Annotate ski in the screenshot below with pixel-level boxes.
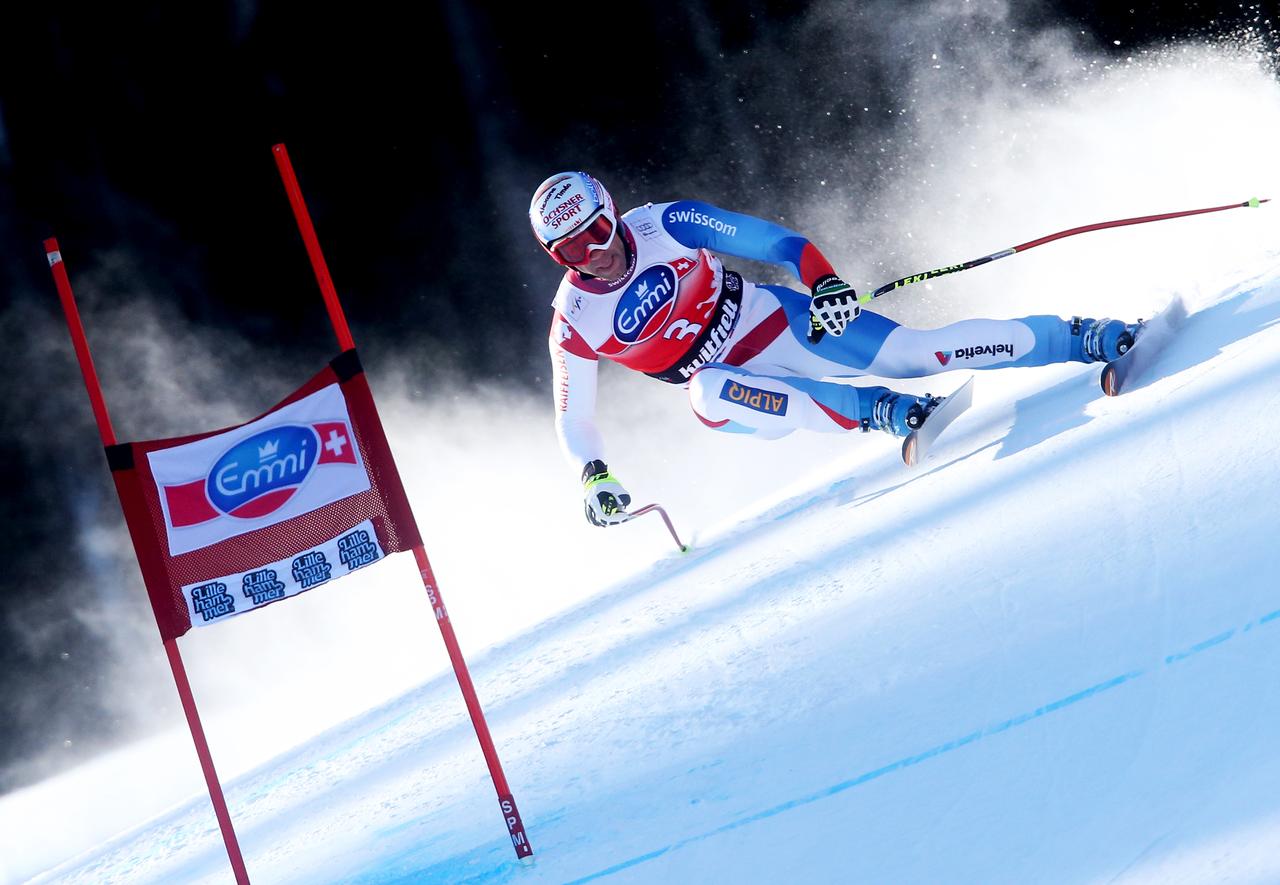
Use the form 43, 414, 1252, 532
902, 376, 975, 467
1100, 296, 1188, 396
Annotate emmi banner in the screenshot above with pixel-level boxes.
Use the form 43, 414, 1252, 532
150, 383, 369, 556
106, 351, 421, 641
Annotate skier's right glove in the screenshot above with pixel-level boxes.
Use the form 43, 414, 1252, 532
808, 274, 860, 341
582, 459, 631, 527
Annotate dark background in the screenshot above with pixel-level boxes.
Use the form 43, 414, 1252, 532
0, 0, 1273, 792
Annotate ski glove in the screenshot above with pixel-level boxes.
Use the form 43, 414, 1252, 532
582, 459, 631, 527
808, 274, 860, 340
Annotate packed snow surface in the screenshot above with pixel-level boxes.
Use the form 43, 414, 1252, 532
7, 248, 1280, 882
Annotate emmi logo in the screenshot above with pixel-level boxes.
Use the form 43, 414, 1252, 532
207, 425, 319, 519
719, 380, 788, 416
614, 264, 678, 344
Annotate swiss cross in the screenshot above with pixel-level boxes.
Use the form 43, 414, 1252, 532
324, 428, 349, 457
673, 257, 699, 278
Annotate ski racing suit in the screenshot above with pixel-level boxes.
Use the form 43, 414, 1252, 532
548, 200, 1086, 470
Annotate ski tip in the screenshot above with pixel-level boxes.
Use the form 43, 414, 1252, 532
1101, 365, 1119, 396
902, 434, 918, 467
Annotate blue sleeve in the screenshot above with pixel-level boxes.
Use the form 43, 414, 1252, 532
655, 200, 835, 288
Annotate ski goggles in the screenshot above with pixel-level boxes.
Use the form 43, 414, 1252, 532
545, 211, 616, 267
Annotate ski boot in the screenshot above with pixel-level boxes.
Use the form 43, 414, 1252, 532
1073, 317, 1143, 363
869, 390, 945, 438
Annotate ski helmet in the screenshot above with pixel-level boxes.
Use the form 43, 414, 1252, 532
529, 171, 619, 266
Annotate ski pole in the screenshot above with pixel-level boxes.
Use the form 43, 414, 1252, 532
620, 503, 689, 553
811, 196, 1269, 342
860, 196, 1269, 305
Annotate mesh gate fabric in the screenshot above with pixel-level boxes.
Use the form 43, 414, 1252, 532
107, 349, 422, 640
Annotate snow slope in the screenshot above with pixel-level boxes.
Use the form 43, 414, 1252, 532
8, 251, 1280, 883
6, 33, 1280, 884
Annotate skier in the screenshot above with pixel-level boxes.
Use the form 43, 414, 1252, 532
531, 171, 1137, 527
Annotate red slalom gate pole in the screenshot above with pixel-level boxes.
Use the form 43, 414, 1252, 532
414, 547, 534, 859
44, 240, 252, 885
271, 146, 534, 860
161, 637, 250, 883
44, 241, 117, 442
272, 143, 356, 352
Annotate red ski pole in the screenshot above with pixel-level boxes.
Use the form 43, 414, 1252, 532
620, 503, 689, 552
809, 195, 1269, 343
862, 196, 1270, 304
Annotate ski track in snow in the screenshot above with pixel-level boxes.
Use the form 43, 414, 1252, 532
8, 255, 1280, 884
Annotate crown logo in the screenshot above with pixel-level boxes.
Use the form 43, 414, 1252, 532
257, 439, 280, 461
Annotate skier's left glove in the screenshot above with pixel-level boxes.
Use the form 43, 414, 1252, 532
808, 274, 860, 340
582, 459, 631, 527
